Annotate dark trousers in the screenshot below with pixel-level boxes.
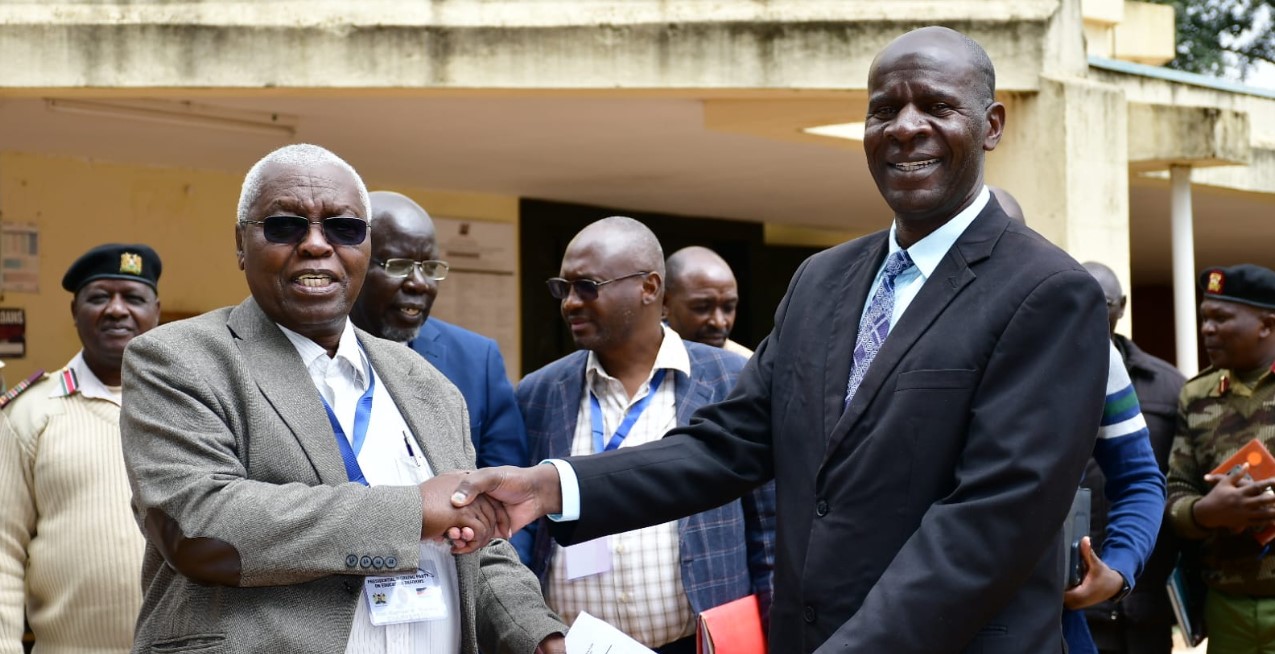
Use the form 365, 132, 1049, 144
1088, 614, 1173, 654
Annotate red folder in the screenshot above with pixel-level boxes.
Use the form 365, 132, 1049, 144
696, 594, 766, 654
1210, 438, 1275, 545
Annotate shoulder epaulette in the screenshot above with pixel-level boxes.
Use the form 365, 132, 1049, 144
0, 370, 48, 409
55, 367, 80, 397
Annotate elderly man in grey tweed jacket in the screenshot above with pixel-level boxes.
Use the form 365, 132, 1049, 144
119, 144, 565, 654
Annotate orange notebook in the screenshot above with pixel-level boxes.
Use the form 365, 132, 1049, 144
696, 594, 767, 654
1211, 438, 1275, 545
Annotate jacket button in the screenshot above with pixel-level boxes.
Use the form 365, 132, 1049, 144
386, 556, 398, 569
372, 556, 385, 569
345, 554, 358, 568
815, 500, 829, 517
804, 605, 817, 623
360, 556, 373, 568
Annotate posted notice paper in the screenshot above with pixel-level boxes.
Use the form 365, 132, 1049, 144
566, 611, 655, 654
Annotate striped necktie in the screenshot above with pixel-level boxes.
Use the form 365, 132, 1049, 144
845, 250, 915, 408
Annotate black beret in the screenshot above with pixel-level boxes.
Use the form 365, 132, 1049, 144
61, 243, 162, 294
1199, 264, 1275, 310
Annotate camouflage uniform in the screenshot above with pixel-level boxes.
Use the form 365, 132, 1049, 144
1166, 365, 1275, 595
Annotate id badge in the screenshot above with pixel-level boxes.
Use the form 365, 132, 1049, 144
363, 560, 448, 626
564, 536, 612, 580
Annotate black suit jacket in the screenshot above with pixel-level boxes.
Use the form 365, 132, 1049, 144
550, 201, 1110, 653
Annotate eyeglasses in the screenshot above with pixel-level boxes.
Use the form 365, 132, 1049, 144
238, 215, 368, 246
546, 271, 649, 301
373, 258, 450, 280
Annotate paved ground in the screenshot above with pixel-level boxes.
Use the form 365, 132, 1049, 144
1172, 630, 1206, 653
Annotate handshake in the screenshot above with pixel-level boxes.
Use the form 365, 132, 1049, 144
417, 464, 566, 554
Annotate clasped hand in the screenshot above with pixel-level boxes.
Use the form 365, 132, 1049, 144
418, 465, 563, 554
1193, 462, 1275, 532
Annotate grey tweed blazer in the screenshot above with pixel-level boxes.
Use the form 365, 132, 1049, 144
120, 297, 564, 654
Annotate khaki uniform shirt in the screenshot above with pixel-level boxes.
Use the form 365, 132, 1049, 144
0, 355, 144, 654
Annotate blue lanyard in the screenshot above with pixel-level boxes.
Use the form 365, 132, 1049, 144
590, 369, 667, 453
321, 372, 376, 486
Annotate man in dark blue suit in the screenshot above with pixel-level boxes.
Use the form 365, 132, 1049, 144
350, 190, 532, 561
517, 216, 774, 653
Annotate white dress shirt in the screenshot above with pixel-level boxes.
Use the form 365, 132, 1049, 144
278, 320, 461, 654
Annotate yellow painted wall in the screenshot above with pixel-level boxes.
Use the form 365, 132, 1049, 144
0, 151, 520, 383
0, 151, 247, 382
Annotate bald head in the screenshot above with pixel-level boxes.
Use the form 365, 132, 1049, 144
369, 191, 436, 237
1083, 261, 1125, 336
567, 216, 665, 281
872, 26, 996, 107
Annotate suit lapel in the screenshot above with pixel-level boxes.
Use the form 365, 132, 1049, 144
415, 319, 445, 368
549, 358, 587, 459
228, 299, 349, 486
823, 235, 889, 440
673, 357, 714, 426
825, 206, 1008, 459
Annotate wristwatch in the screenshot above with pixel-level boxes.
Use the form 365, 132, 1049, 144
1109, 574, 1132, 603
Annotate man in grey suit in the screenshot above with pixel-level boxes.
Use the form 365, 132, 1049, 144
119, 144, 565, 654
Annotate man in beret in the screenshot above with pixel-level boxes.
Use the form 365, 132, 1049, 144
0, 243, 162, 653
1166, 263, 1275, 651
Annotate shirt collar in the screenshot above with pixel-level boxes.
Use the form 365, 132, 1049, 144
54, 351, 121, 405
886, 185, 990, 279
277, 319, 369, 389
586, 324, 692, 385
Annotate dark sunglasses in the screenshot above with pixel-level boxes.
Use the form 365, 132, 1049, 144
238, 215, 368, 246
546, 271, 649, 301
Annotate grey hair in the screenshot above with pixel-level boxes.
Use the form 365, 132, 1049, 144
236, 144, 371, 223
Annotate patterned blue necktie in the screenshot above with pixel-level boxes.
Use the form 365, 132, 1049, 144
845, 250, 915, 408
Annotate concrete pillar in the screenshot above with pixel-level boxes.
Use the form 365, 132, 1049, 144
986, 75, 1133, 334
1170, 164, 1198, 376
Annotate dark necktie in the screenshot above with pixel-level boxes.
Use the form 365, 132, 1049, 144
845, 250, 915, 408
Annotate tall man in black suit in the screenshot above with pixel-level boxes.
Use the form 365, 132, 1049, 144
453, 26, 1110, 653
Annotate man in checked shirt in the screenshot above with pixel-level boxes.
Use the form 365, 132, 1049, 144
517, 216, 775, 652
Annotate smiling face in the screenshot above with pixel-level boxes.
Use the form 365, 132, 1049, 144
235, 161, 369, 351
72, 279, 160, 385
350, 196, 440, 343
864, 29, 1004, 243
1200, 298, 1275, 373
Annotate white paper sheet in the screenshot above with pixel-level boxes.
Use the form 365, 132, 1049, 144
566, 611, 656, 654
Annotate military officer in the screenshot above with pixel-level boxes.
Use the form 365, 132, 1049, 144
1167, 263, 1275, 652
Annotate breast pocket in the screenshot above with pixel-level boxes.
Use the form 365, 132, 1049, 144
894, 368, 980, 392
891, 369, 981, 471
